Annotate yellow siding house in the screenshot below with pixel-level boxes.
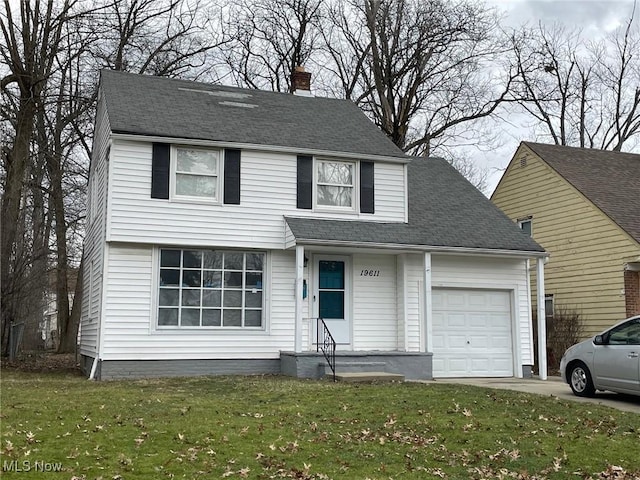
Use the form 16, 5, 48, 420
492, 142, 640, 338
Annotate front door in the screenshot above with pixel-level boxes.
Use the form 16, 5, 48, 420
314, 256, 351, 346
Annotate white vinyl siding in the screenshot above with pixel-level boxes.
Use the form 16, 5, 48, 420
80, 96, 109, 357
108, 141, 406, 248
284, 223, 296, 250
431, 255, 532, 367
352, 254, 398, 350
100, 245, 297, 360
403, 255, 424, 352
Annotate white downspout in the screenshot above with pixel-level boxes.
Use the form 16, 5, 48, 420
88, 357, 99, 380
536, 257, 547, 380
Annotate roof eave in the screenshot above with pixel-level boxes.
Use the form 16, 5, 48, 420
291, 237, 548, 258
110, 132, 409, 164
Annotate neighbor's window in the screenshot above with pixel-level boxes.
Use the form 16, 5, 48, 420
517, 217, 532, 236
158, 249, 264, 328
316, 160, 354, 208
545, 294, 554, 318
174, 147, 219, 200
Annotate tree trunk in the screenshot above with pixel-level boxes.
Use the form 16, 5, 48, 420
58, 257, 82, 353
48, 148, 71, 353
1, 95, 37, 356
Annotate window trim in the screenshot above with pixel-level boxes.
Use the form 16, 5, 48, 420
155, 248, 267, 331
313, 158, 358, 213
170, 145, 222, 203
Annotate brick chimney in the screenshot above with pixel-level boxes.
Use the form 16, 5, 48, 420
291, 66, 312, 96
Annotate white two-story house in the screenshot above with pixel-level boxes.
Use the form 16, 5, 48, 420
81, 70, 547, 380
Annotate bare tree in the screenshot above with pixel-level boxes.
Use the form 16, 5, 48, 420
45, 34, 95, 353
322, 0, 516, 158
90, 0, 225, 79
0, 0, 81, 355
507, 9, 640, 151
1, 0, 224, 356
596, 14, 640, 150
221, 0, 323, 91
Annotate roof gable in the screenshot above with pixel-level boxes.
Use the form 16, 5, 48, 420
522, 142, 640, 244
99, 70, 405, 160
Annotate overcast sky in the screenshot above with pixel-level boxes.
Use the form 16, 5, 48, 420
480, 0, 638, 195
493, 0, 636, 30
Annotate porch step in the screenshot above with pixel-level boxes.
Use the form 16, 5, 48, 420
334, 372, 405, 383
323, 361, 386, 376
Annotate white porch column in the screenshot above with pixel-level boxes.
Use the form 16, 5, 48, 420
294, 245, 305, 353
400, 254, 409, 352
536, 257, 547, 380
423, 252, 432, 353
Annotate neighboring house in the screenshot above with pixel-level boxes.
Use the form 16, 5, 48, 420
41, 269, 78, 350
492, 142, 640, 339
80, 70, 546, 381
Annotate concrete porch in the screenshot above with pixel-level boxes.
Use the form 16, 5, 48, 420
280, 350, 433, 380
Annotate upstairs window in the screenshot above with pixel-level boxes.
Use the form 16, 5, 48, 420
316, 160, 355, 209
173, 147, 220, 201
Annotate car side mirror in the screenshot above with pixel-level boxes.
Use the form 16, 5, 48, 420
593, 335, 606, 345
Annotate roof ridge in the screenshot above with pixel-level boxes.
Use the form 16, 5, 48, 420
523, 141, 640, 160
100, 69, 349, 103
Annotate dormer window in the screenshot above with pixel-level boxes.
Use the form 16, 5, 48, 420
173, 147, 220, 201
316, 160, 355, 209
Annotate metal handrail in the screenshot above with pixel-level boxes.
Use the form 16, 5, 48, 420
316, 318, 336, 382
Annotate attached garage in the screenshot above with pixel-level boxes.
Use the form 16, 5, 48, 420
431, 288, 514, 377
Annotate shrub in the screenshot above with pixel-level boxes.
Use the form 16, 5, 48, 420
532, 306, 585, 375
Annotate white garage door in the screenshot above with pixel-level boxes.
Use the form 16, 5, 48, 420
432, 289, 513, 377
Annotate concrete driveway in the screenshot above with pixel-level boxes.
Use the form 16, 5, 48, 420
428, 377, 640, 414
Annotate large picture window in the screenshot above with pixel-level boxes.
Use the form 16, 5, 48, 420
174, 147, 219, 200
158, 249, 264, 328
316, 160, 354, 208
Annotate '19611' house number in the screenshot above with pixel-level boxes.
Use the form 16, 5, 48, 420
360, 269, 381, 277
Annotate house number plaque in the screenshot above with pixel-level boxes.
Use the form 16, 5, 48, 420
359, 269, 380, 277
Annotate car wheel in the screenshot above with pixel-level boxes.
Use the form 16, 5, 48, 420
568, 362, 595, 397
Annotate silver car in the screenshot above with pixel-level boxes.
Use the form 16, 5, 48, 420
560, 315, 640, 397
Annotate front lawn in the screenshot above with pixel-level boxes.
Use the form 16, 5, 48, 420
1, 371, 639, 479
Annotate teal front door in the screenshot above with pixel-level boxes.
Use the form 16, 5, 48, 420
315, 256, 350, 346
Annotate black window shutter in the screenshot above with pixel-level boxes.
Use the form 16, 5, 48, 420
224, 149, 241, 204
151, 143, 170, 199
360, 161, 375, 214
297, 155, 313, 209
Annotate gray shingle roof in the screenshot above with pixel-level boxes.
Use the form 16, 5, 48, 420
286, 158, 545, 253
524, 142, 640, 244
100, 70, 405, 159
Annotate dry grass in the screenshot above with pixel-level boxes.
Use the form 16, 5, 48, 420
1, 371, 639, 479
